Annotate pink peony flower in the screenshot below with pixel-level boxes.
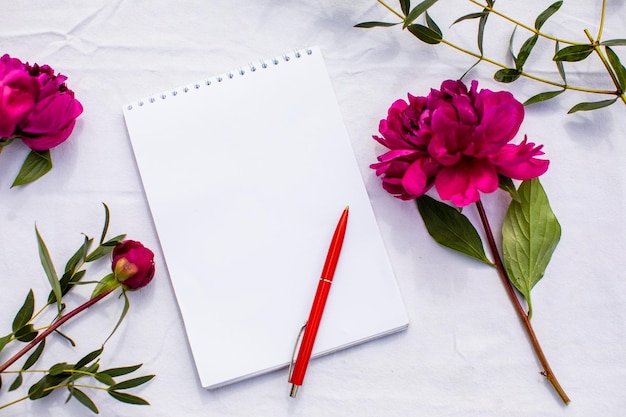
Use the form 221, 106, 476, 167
371, 80, 549, 207
0, 55, 38, 139
112, 240, 155, 290
18, 62, 83, 151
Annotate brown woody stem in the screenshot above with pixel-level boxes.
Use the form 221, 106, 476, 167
0, 288, 116, 374
475, 200, 570, 405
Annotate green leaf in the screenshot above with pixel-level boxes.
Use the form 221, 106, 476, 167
36, 226, 62, 313
600, 39, 626, 47
85, 234, 126, 262
0, 334, 12, 354
400, 0, 411, 16
452, 12, 486, 25
502, 178, 560, 318
12, 289, 35, 332
14, 324, 38, 342
354, 21, 400, 28
567, 98, 618, 113
91, 273, 120, 299
65, 236, 93, 274
104, 290, 129, 344
9, 373, 23, 391
404, 0, 438, 28
49, 362, 73, 376
99, 364, 143, 378
535, 1, 562, 31
606, 46, 626, 91
555, 41, 567, 84
109, 375, 155, 391
108, 390, 150, 406
49, 269, 87, 305
23, 340, 46, 370
94, 373, 116, 386
498, 175, 521, 203
11, 150, 53, 188
416, 195, 492, 265
424, 12, 442, 37
99, 202, 111, 244
494, 68, 522, 83
407, 24, 442, 44
74, 347, 103, 370
72, 388, 99, 414
476, 1, 492, 55
515, 34, 539, 69
553, 44, 594, 62
523, 89, 565, 106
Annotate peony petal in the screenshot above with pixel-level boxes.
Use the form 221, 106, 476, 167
0, 70, 38, 137
435, 157, 498, 206
490, 138, 549, 179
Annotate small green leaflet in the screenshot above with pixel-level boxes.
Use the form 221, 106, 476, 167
524, 89, 565, 106
404, 0, 438, 28
534, 1, 562, 31
72, 388, 99, 414
553, 44, 594, 62
502, 178, 560, 318
407, 24, 442, 44
36, 226, 63, 313
605, 46, 626, 91
11, 150, 53, 188
494, 68, 521, 83
567, 98, 618, 114
354, 21, 400, 28
12, 289, 35, 332
416, 195, 492, 265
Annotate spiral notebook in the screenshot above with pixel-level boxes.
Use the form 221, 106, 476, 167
123, 47, 409, 389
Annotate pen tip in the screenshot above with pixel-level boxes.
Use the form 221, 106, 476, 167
289, 384, 299, 398
344, 205, 349, 211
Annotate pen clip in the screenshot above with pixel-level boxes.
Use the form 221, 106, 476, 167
287, 321, 307, 383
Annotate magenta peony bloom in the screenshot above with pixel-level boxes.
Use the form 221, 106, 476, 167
112, 240, 155, 290
18, 62, 83, 151
371, 80, 549, 207
0, 55, 38, 139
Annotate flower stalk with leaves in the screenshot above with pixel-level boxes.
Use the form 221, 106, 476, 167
356, 0, 626, 113
371, 79, 569, 403
0, 204, 156, 414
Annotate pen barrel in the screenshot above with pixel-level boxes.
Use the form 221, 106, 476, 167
289, 279, 332, 385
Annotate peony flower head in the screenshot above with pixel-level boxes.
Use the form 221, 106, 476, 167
371, 79, 548, 206
112, 240, 155, 290
18, 61, 83, 151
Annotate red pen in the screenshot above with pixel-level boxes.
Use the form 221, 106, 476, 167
288, 206, 349, 398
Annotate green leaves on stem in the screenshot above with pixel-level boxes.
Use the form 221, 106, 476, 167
0, 203, 151, 413
356, 0, 626, 112
26, 347, 153, 414
501, 179, 561, 318
416, 178, 560, 317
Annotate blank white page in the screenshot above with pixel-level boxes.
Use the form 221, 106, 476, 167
123, 47, 409, 389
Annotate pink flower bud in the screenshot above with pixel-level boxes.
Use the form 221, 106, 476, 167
112, 240, 155, 290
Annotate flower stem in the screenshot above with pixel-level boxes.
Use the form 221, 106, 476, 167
0, 288, 116, 374
475, 200, 570, 405
376, 0, 404, 20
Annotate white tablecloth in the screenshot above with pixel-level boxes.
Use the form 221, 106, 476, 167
1, 1, 625, 416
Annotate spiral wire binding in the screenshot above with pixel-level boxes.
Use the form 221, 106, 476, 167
126, 47, 314, 111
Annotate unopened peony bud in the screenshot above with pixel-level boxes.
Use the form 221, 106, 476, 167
112, 240, 155, 290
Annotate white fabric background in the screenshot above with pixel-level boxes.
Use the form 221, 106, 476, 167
0, 1, 625, 416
